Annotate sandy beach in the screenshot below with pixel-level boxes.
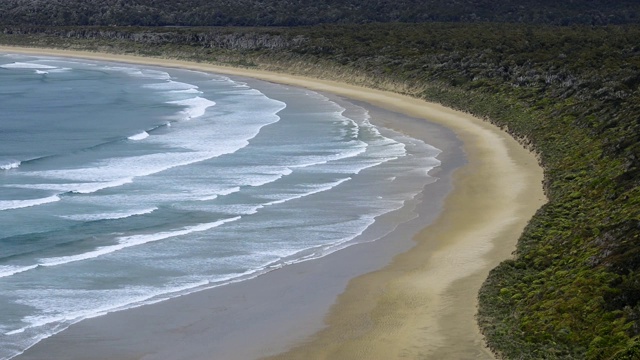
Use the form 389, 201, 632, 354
1, 46, 546, 359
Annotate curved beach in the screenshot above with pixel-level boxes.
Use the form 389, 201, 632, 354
1, 46, 546, 359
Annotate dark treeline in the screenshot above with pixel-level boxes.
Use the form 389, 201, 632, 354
2, 21, 640, 359
1, 0, 639, 26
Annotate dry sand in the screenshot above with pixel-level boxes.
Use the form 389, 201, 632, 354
1, 46, 546, 359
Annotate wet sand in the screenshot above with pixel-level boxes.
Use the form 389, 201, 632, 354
1, 46, 546, 360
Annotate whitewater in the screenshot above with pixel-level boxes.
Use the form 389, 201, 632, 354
0, 53, 441, 359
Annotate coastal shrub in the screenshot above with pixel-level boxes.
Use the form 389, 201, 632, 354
1, 0, 639, 27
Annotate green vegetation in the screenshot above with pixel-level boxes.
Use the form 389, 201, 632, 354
1, 0, 640, 26
1, 22, 639, 359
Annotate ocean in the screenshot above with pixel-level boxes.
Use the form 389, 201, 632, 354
0, 53, 441, 359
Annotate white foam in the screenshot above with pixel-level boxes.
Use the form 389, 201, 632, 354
259, 178, 352, 209
61, 207, 158, 221
288, 144, 368, 171
198, 195, 220, 201
171, 88, 202, 94
139, 69, 171, 80
37, 59, 92, 66
0, 195, 60, 211
128, 131, 149, 141
46, 68, 70, 73
29, 150, 233, 187
0, 265, 39, 278
34, 70, 48, 75
153, 107, 282, 152
39, 217, 241, 267
0, 160, 20, 170
68, 178, 135, 194
105, 66, 171, 80
197, 187, 241, 201
209, 75, 250, 89
25, 153, 220, 194
11, 178, 134, 194
360, 118, 385, 138
144, 80, 198, 91
244, 168, 293, 187
1, 62, 57, 69
168, 97, 216, 120
6, 279, 212, 346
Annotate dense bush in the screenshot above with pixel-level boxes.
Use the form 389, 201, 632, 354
0, 0, 639, 26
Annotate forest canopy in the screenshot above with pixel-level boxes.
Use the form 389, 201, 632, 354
1, 0, 639, 27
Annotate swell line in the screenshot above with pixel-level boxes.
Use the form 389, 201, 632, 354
0, 217, 241, 279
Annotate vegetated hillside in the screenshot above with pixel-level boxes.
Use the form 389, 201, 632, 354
2, 22, 640, 359
0, 0, 639, 26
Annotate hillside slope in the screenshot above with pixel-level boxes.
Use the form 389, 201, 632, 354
0, 0, 639, 26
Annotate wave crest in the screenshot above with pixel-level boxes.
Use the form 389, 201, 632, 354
61, 207, 158, 221
0, 160, 20, 170
128, 131, 149, 141
0, 195, 60, 211
39, 216, 242, 267
168, 97, 216, 120
1, 62, 57, 69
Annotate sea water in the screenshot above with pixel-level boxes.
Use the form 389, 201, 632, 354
0, 53, 441, 359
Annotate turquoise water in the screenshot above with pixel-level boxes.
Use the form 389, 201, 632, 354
0, 53, 441, 359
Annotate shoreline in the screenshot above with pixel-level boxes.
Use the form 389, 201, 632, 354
1, 46, 546, 359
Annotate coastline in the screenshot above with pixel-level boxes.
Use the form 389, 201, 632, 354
1, 46, 546, 359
